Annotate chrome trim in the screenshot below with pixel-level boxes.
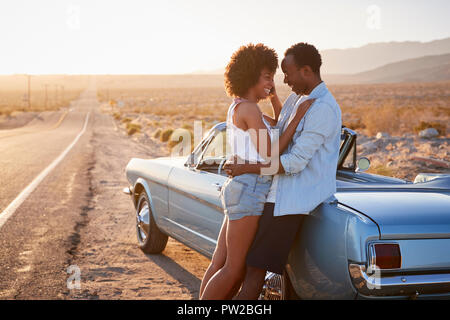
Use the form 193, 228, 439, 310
138, 177, 224, 213
136, 202, 150, 242
122, 186, 132, 195
140, 177, 166, 188
260, 272, 284, 300
349, 263, 450, 296
369, 244, 376, 271
168, 184, 223, 213
162, 217, 217, 245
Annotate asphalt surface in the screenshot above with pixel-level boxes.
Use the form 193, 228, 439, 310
0, 83, 210, 299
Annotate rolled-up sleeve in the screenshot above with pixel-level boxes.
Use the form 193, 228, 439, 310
280, 102, 337, 175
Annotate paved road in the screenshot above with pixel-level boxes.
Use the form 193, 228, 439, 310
0, 84, 210, 299
0, 94, 90, 214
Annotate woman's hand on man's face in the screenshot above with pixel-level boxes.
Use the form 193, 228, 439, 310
269, 86, 277, 98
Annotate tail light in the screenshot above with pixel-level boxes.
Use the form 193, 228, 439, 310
368, 243, 401, 270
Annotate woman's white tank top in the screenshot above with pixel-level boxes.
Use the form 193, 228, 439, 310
226, 98, 273, 163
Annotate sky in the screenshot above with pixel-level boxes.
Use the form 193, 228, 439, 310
0, 0, 449, 74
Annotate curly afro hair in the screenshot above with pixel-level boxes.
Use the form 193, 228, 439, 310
284, 42, 322, 74
224, 43, 278, 97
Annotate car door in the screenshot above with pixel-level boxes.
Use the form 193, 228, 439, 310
166, 127, 229, 257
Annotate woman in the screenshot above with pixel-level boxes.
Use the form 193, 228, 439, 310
199, 43, 314, 300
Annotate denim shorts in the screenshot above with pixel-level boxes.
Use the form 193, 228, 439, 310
220, 173, 273, 221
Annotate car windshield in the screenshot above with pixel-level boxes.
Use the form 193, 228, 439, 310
201, 130, 230, 162
340, 130, 356, 170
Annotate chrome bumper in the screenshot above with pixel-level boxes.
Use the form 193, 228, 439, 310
349, 264, 450, 297
122, 186, 132, 195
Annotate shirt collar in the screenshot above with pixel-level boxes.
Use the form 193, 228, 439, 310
304, 81, 327, 100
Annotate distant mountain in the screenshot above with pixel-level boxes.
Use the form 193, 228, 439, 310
323, 53, 450, 84
192, 38, 450, 77
321, 37, 450, 74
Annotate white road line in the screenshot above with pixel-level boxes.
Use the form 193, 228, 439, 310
0, 112, 91, 231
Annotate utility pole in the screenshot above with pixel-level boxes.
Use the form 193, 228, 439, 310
44, 84, 49, 108
55, 85, 58, 105
27, 75, 31, 109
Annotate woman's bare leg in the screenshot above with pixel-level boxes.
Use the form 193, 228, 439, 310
200, 215, 260, 300
199, 216, 228, 299
234, 265, 267, 299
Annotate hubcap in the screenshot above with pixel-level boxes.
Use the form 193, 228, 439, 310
260, 272, 285, 300
137, 201, 150, 242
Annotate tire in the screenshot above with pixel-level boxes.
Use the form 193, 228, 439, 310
283, 270, 301, 300
136, 192, 168, 254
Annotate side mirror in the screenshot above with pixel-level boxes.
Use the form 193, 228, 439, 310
356, 157, 370, 172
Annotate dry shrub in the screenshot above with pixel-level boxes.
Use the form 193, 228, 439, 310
167, 128, 193, 151
361, 103, 401, 136
126, 123, 141, 135
153, 128, 162, 139
160, 128, 174, 142
182, 123, 193, 130
413, 121, 446, 136
344, 118, 365, 131
113, 112, 121, 120
0, 109, 13, 117
367, 164, 393, 177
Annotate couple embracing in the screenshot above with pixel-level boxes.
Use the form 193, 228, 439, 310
200, 42, 342, 300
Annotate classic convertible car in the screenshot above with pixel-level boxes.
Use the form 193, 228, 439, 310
124, 122, 450, 300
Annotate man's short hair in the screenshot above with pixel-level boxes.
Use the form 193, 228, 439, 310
284, 43, 322, 74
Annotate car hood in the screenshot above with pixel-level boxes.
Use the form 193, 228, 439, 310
336, 190, 450, 239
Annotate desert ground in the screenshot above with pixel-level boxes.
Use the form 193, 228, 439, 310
0, 75, 449, 300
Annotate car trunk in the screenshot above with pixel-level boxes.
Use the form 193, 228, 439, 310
336, 191, 450, 239
337, 190, 450, 273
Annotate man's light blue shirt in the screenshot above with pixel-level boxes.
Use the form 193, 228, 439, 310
270, 82, 342, 216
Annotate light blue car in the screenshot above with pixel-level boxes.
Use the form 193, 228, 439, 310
124, 123, 450, 300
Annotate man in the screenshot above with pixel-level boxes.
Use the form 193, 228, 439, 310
223, 42, 342, 299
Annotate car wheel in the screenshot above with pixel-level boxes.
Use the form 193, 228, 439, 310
136, 192, 168, 254
283, 271, 300, 300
